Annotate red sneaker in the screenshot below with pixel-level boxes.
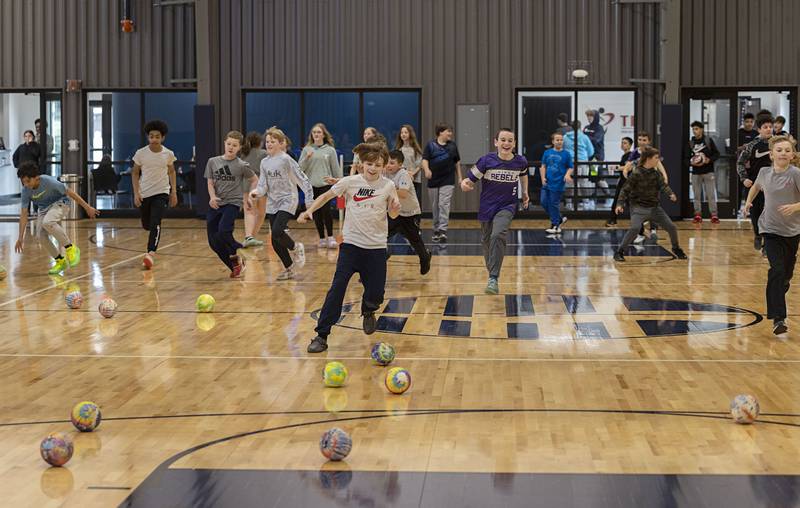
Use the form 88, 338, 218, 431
142, 253, 154, 269
692, 214, 702, 224
710, 214, 720, 224
230, 255, 245, 278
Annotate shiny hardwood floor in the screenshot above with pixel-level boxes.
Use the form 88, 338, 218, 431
0, 217, 798, 507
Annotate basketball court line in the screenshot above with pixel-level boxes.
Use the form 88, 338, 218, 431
0, 352, 797, 364
0, 241, 180, 308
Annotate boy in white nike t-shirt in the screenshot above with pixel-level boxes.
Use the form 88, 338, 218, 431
299, 142, 401, 353
132, 120, 178, 269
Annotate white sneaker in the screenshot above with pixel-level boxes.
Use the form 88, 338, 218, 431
291, 242, 306, 267
276, 267, 295, 280
327, 236, 338, 249
560, 216, 568, 226
545, 226, 559, 234
318, 239, 327, 249
634, 235, 646, 244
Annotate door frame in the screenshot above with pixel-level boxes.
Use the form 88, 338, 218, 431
681, 86, 798, 218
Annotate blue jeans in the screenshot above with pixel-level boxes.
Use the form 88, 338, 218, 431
207, 204, 242, 270
540, 188, 563, 226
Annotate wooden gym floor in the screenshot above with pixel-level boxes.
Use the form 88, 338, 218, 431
1, 217, 799, 507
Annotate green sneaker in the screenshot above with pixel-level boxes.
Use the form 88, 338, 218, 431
485, 277, 499, 295
242, 237, 264, 248
65, 245, 81, 267
48, 257, 68, 275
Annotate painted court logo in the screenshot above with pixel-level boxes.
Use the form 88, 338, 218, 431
353, 188, 377, 202
311, 293, 761, 340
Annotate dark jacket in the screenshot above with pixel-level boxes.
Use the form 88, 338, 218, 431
12, 141, 41, 168
619, 166, 674, 208
583, 110, 606, 161
688, 135, 720, 175
737, 137, 772, 182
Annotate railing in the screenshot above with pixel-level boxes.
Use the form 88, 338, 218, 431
86, 160, 197, 210
524, 160, 626, 212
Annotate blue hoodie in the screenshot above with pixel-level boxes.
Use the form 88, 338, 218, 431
583, 109, 606, 161
563, 130, 595, 162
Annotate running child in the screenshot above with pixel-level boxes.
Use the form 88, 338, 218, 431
299, 142, 401, 353
539, 132, 573, 234
14, 161, 99, 274
385, 149, 432, 274
738, 113, 774, 252
132, 120, 178, 269
613, 147, 687, 261
743, 135, 800, 335
205, 131, 257, 278
460, 128, 530, 294
248, 127, 313, 281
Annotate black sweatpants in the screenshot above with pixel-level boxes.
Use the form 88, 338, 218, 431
387, 214, 427, 261
207, 204, 242, 270
140, 194, 169, 252
608, 174, 627, 221
750, 192, 765, 237
763, 233, 800, 321
315, 243, 387, 338
312, 185, 334, 238
267, 211, 295, 268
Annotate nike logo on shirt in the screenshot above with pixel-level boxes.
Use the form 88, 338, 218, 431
32, 191, 45, 199
353, 194, 377, 202
755, 150, 771, 158
353, 188, 377, 202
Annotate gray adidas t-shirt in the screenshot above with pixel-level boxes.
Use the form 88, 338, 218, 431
756, 165, 800, 237
385, 168, 421, 216
204, 156, 255, 207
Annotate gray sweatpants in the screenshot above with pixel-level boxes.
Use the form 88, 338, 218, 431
36, 201, 71, 258
691, 172, 718, 215
428, 185, 454, 233
619, 205, 680, 251
481, 209, 514, 279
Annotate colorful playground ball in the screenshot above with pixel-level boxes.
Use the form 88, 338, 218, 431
0, 264, 7, 280
370, 342, 396, 366
730, 394, 760, 424
319, 427, 352, 461
40, 433, 74, 467
323, 361, 348, 387
65, 290, 83, 309
385, 367, 411, 394
98, 297, 117, 318
71, 401, 102, 432
196, 294, 215, 313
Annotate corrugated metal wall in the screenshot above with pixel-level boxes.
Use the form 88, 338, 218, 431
215, 0, 661, 211
681, 0, 800, 86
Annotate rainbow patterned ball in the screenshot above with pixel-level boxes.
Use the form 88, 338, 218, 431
65, 290, 83, 309
98, 298, 117, 318
0, 264, 7, 281
40, 432, 74, 467
385, 367, 411, 394
319, 427, 352, 461
730, 394, 760, 424
370, 342, 396, 366
71, 401, 102, 432
196, 294, 215, 313
323, 361, 348, 387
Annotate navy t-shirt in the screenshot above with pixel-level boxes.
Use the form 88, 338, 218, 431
423, 140, 460, 188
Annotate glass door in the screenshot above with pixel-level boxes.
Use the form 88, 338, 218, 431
40, 92, 62, 177
683, 93, 737, 218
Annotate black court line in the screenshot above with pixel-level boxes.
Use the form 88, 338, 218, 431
87, 486, 132, 491
117, 406, 800, 506
7, 406, 800, 429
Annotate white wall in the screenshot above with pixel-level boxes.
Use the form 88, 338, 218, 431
739, 91, 791, 125
1, 93, 41, 151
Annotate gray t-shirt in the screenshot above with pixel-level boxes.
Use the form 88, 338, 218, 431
21, 174, 68, 210
756, 165, 800, 237
241, 148, 267, 177
385, 168, 421, 216
255, 152, 314, 215
204, 156, 255, 208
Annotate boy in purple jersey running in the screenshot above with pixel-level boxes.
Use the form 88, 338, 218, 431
461, 128, 529, 295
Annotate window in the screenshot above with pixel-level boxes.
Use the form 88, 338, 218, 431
245, 91, 301, 148
304, 92, 359, 158
363, 92, 420, 149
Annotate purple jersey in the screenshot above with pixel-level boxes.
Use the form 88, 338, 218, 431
469, 152, 529, 222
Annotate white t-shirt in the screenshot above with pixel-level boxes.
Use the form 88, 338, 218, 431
132, 146, 177, 198
385, 168, 421, 216
332, 174, 396, 249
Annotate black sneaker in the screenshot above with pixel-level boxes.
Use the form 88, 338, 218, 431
438, 232, 447, 243
773, 320, 788, 335
431, 232, 441, 243
307, 335, 328, 353
420, 250, 432, 275
672, 247, 688, 260
362, 312, 377, 335
613, 250, 625, 262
